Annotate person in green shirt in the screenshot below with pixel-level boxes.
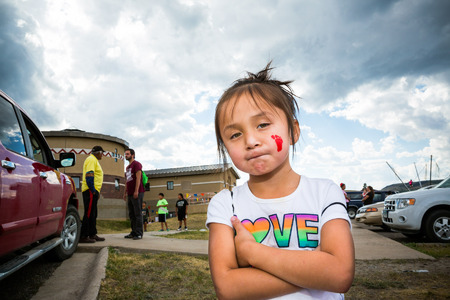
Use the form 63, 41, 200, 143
156, 193, 169, 231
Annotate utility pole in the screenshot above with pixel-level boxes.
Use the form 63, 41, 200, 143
386, 162, 409, 191
414, 162, 422, 188
430, 155, 432, 186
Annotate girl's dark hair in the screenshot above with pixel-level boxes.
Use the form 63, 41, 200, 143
214, 61, 300, 162
178, 193, 184, 198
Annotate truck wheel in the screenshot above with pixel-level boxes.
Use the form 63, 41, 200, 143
424, 209, 450, 243
347, 207, 357, 219
46, 205, 81, 261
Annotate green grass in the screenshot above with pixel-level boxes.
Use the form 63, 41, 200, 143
97, 219, 131, 234
97, 214, 209, 240
145, 213, 208, 232
165, 230, 209, 240
97, 214, 450, 299
347, 260, 450, 299
404, 243, 450, 258
98, 249, 215, 300
353, 272, 406, 290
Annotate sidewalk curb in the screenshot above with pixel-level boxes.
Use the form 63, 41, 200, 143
32, 247, 108, 300
81, 247, 108, 300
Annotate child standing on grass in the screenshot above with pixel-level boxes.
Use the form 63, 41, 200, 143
157, 193, 169, 232
142, 201, 150, 232
206, 62, 354, 299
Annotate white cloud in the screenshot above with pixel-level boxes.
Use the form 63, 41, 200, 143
2, 0, 449, 192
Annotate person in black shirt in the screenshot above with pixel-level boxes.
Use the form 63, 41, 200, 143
175, 193, 189, 231
362, 186, 374, 205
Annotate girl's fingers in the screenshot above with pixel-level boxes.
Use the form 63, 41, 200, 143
231, 216, 242, 232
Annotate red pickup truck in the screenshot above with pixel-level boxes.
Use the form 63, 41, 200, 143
0, 90, 80, 280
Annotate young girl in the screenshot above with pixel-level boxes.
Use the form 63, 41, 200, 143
206, 62, 354, 299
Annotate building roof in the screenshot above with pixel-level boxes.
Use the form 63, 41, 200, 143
42, 129, 129, 148
145, 164, 240, 179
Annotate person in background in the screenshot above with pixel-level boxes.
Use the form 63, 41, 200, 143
157, 193, 169, 232
362, 187, 367, 198
79, 146, 106, 243
142, 201, 150, 232
362, 186, 374, 205
176, 193, 189, 231
123, 148, 145, 240
340, 183, 351, 208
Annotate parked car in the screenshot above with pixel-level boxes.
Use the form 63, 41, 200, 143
418, 184, 436, 190
382, 176, 450, 243
0, 90, 80, 280
346, 190, 394, 219
355, 202, 391, 230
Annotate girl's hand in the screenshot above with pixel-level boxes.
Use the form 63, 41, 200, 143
231, 216, 256, 267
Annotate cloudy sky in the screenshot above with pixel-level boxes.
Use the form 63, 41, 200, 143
1, 0, 449, 190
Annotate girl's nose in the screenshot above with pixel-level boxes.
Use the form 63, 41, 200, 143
245, 133, 260, 149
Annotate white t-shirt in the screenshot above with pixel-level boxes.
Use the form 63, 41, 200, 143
206, 176, 350, 300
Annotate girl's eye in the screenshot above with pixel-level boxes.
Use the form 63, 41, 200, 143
230, 132, 241, 140
257, 123, 270, 129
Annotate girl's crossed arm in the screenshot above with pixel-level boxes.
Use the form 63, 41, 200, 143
232, 216, 355, 293
209, 223, 301, 300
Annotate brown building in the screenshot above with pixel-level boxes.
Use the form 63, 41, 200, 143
42, 129, 240, 220
43, 129, 129, 219
144, 164, 240, 216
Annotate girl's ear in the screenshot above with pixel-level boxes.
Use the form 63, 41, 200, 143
291, 120, 300, 145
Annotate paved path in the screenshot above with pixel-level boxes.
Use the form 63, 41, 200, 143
32, 226, 434, 300
351, 225, 434, 260
78, 226, 434, 260
77, 230, 209, 255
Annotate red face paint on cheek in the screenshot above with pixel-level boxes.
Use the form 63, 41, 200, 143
271, 135, 283, 152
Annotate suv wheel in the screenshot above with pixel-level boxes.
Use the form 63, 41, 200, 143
46, 205, 81, 260
424, 209, 450, 243
347, 207, 357, 219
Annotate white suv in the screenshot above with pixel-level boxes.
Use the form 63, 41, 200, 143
382, 176, 450, 243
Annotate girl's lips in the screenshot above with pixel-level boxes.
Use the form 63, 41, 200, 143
246, 151, 267, 161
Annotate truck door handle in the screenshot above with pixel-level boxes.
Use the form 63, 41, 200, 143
1, 160, 16, 170
40, 172, 48, 179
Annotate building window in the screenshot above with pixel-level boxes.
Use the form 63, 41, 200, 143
114, 148, 118, 162
145, 182, 150, 191
115, 178, 120, 190
167, 181, 174, 190
72, 176, 80, 189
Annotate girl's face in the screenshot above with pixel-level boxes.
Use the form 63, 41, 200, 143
219, 94, 298, 177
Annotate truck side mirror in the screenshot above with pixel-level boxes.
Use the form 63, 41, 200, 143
57, 152, 76, 168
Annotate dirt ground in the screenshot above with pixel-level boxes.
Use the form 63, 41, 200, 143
347, 257, 450, 299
